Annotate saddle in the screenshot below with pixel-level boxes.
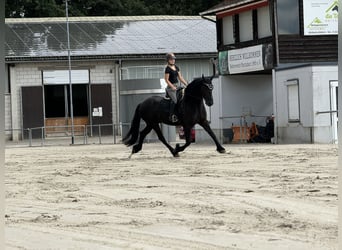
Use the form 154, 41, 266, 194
164, 87, 185, 101
161, 87, 184, 122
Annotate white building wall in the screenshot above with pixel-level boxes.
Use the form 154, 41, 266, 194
274, 66, 313, 128
9, 64, 42, 140
5, 94, 12, 138
89, 61, 118, 125
7, 61, 118, 140
7, 58, 214, 141
274, 65, 337, 143
312, 66, 337, 143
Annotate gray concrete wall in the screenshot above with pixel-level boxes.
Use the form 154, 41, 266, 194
220, 74, 273, 126
195, 75, 273, 143
274, 65, 337, 143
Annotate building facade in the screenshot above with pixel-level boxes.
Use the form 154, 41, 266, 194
5, 16, 217, 142
200, 0, 338, 143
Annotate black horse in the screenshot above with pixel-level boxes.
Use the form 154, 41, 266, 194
123, 75, 226, 157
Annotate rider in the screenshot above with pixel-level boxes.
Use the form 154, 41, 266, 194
164, 53, 188, 122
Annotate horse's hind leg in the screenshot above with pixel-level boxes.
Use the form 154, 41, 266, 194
132, 125, 152, 154
151, 124, 178, 157
174, 126, 192, 153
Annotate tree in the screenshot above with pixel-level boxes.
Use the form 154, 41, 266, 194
6, 0, 65, 18
5, 0, 222, 18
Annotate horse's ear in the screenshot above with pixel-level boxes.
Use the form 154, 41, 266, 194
202, 74, 205, 80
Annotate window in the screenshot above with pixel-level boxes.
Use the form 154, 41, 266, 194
222, 15, 234, 44
277, 0, 299, 34
286, 79, 300, 122
239, 11, 253, 42
257, 6, 271, 38
5, 65, 10, 93
218, 3, 272, 45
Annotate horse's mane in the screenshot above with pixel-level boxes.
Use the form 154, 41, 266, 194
185, 77, 204, 94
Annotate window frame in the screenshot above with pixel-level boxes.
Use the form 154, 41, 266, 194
257, 5, 272, 39
276, 0, 300, 35
238, 10, 254, 42
222, 15, 235, 45
286, 79, 300, 123
219, 4, 272, 46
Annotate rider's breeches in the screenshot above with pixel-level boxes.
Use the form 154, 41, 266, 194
165, 86, 178, 104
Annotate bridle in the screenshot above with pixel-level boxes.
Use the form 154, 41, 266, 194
183, 78, 213, 102
203, 82, 214, 90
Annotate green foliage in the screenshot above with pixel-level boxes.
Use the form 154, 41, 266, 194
5, 0, 222, 18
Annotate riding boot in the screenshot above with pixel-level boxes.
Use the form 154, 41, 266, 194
169, 101, 178, 123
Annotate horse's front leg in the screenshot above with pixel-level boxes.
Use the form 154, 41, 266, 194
175, 126, 192, 154
199, 120, 226, 153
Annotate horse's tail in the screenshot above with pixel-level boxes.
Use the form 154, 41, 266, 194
122, 104, 141, 146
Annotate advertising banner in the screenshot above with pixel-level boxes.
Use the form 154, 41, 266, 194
303, 0, 338, 35
218, 44, 273, 75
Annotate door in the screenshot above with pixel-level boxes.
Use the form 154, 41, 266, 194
330, 81, 338, 144
22, 86, 44, 138
90, 84, 113, 135
44, 84, 89, 135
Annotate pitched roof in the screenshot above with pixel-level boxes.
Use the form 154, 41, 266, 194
5, 16, 216, 61
200, 0, 261, 16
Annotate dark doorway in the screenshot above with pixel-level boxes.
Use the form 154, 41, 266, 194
71, 84, 89, 117
22, 86, 44, 138
44, 84, 89, 118
90, 84, 113, 135
44, 85, 65, 118
44, 84, 89, 135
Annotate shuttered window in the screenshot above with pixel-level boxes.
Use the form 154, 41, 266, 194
287, 79, 300, 122
239, 10, 253, 42
222, 15, 234, 45
257, 6, 271, 38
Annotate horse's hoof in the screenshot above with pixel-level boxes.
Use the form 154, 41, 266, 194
132, 144, 142, 154
218, 148, 226, 154
172, 149, 180, 157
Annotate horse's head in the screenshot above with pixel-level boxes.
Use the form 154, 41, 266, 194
200, 74, 214, 106
185, 74, 215, 106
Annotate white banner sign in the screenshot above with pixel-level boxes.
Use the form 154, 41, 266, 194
303, 0, 338, 35
43, 69, 89, 84
228, 45, 264, 74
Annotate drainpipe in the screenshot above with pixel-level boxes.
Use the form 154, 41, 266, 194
115, 60, 121, 135
272, 69, 278, 144
272, 0, 280, 67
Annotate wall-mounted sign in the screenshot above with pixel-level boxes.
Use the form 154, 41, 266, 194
92, 107, 103, 117
218, 44, 273, 75
303, 0, 338, 35
43, 69, 90, 84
